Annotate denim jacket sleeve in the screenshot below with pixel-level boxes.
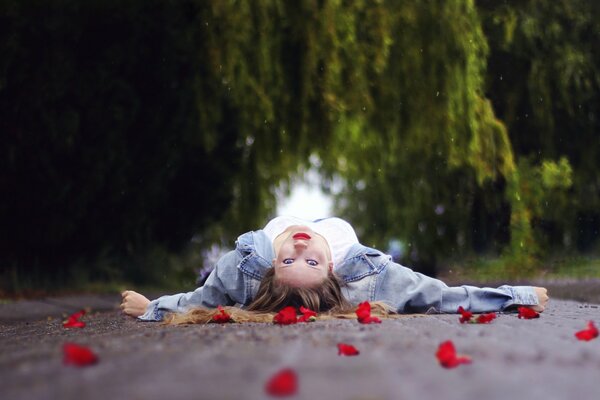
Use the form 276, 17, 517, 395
138, 249, 247, 321
346, 249, 539, 313
380, 261, 538, 313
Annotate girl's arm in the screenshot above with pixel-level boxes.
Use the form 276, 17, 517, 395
376, 260, 548, 313
122, 249, 248, 321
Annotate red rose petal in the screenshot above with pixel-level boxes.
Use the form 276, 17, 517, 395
63, 343, 98, 366
298, 306, 317, 322
356, 302, 371, 320
517, 307, 540, 319
265, 368, 297, 397
212, 305, 233, 323
436, 340, 471, 369
476, 312, 497, 324
63, 310, 87, 328
360, 316, 382, 324
337, 343, 360, 356
63, 320, 86, 328
457, 306, 473, 324
575, 321, 598, 341
356, 302, 382, 324
273, 306, 298, 325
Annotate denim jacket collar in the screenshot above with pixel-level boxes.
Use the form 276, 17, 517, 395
235, 231, 275, 281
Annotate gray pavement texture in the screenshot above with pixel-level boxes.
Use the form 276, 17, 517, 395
1, 297, 599, 400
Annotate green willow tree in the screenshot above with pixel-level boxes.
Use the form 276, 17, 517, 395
2, 0, 595, 292
199, 0, 394, 236
320, 1, 518, 275
1, 0, 249, 287
0, 0, 395, 290
478, 0, 599, 254
325, 0, 592, 275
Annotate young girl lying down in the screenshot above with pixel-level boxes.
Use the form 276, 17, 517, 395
121, 216, 549, 323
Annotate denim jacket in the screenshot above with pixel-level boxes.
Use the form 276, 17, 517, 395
140, 230, 539, 321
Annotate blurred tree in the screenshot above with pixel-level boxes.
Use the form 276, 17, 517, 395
0, 0, 395, 290
0, 0, 247, 288
327, 0, 596, 276
321, 1, 515, 276
1, 0, 597, 292
478, 0, 599, 253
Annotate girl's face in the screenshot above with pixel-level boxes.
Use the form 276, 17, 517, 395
272, 227, 333, 288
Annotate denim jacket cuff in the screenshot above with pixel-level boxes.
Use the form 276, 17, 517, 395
502, 286, 539, 309
137, 300, 164, 321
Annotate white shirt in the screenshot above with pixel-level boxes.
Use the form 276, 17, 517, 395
263, 216, 359, 268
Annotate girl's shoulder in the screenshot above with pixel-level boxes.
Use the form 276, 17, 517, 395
233, 230, 275, 280
335, 244, 390, 282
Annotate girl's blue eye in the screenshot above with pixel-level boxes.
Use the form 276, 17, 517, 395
306, 259, 318, 266
283, 258, 294, 265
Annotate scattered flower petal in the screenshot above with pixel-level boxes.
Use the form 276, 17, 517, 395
517, 307, 540, 319
63, 343, 98, 366
63, 320, 86, 328
337, 343, 360, 356
363, 315, 382, 324
212, 305, 233, 323
575, 321, 598, 341
298, 306, 317, 323
457, 306, 473, 323
356, 302, 382, 324
356, 301, 370, 320
265, 368, 297, 397
273, 306, 298, 325
457, 307, 496, 324
63, 310, 86, 328
436, 340, 471, 369
476, 312, 497, 324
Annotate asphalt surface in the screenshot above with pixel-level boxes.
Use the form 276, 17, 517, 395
1, 293, 599, 400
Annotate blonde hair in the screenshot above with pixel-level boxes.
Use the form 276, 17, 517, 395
247, 268, 351, 313
165, 301, 396, 324
165, 268, 398, 325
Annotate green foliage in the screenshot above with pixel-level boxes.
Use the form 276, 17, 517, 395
541, 157, 573, 190
0, 0, 399, 291
1, 0, 598, 293
321, 0, 509, 274
1, 0, 244, 290
443, 255, 600, 283
328, 0, 597, 273
468, 98, 515, 185
479, 0, 600, 251
504, 168, 539, 275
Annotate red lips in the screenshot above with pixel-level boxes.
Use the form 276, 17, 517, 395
292, 232, 311, 240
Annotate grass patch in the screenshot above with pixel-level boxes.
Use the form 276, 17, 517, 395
440, 255, 600, 283
542, 256, 600, 279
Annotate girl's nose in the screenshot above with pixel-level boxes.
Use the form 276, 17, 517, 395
294, 240, 308, 250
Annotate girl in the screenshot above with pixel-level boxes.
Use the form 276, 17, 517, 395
121, 216, 548, 322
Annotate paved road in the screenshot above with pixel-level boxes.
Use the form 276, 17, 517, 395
1, 296, 599, 400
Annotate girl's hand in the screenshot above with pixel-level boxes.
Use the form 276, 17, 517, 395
530, 287, 549, 312
120, 290, 151, 317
